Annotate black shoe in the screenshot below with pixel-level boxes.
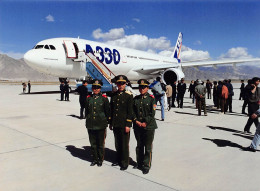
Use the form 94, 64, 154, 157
244, 130, 252, 134
120, 166, 128, 171
90, 161, 97, 166
97, 161, 102, 167
142, 169, 149, 174
111, 162, 119, 166
172, 105, 176, 108
243, 146, 256, 152
161, 119, 164, 121
133, 165, 142, 170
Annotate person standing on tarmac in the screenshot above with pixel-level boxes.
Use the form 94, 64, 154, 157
75, 80, 88, 119
28, 80, 31, 94
166, 83, 172, 111
243, 77, 260, 133
85, 79, 110, 167
109, 75, 133, 171
60, 81, 65, 101
133, 79, 158, 174
64, 81, 71, 101
150, 77, 165, 121
171, 81, 177, 107
177, 78, 186, 108
195, 80, 207, 116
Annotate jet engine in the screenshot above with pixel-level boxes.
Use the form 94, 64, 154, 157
162, 68, 185, 85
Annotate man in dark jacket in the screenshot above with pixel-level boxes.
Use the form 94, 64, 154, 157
109, 75, 133, 171
206, 79, 212, 99
244, 77, 260, 133
60, 81, 65, 101
75, 80, 88, 119
171, 81, 177, 107
177, 78, 186, 108
239, 80, 245, 100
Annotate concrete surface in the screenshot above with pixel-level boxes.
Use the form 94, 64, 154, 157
0, 84, 260, 191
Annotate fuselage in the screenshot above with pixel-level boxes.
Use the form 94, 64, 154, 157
24, 38, 183, 82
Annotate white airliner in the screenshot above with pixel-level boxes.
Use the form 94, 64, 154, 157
24, 32, 260, 86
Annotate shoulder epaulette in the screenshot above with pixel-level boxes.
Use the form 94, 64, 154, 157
102, 94, 107, 98
125, 91, 133, 95
87, 95, 91, 98
150, 94, 155, 98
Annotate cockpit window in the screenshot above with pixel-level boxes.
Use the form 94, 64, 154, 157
35, 45, 44, 49
49, 45, 56, 50
44, 45, 50, 49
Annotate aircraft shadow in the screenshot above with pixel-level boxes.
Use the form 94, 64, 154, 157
202, 138, 243, 149
65, 145, 136, 167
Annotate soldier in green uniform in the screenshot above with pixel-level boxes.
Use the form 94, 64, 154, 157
109, 75, 133, 171
85, 79, 110, 167
133, 79, 158, 174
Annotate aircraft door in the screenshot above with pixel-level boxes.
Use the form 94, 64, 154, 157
120, 49, 127, 63
64, 40, 77, 58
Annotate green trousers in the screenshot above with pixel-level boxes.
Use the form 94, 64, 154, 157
113, 128, 130, 168
87, 129, 106, 163
134, 128, 155, 170
197, 97, 207, 115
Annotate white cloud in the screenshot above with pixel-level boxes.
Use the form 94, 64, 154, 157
0, 50, 24, 59
219, 47, 252, 59
132, 18, 141, 23
92, 27, 210, 62
45, 14, 55, 22
193, 40, 202, 45
94, 28, 171, 51
181, 46, 210, 61
92, 28, 125, 41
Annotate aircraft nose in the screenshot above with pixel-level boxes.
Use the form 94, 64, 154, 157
24, 50, 39, 68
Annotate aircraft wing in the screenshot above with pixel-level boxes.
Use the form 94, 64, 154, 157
181, 58, 260, 68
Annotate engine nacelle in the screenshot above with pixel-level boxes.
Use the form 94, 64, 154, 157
162, 68, 185, 84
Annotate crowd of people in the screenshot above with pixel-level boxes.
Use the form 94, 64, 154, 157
61, 75, 260, 174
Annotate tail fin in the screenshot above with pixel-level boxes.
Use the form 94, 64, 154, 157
172, 32, 183, 63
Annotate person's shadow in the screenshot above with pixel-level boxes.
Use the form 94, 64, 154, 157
65, 145, 136, 167
202, 138, 243, 149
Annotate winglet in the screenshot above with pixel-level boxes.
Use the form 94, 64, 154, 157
172, 32, 183, 63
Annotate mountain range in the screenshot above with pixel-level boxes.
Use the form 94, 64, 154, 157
0, 54, 259, 81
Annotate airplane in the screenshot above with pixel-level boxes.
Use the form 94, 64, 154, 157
24, 32, 260, 91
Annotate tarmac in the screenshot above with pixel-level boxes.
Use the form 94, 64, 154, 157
1, 83, 260, 191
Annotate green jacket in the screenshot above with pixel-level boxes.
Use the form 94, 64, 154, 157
85, 93, 110, 130
133, 93, 158, 130
110, 90, 133, 128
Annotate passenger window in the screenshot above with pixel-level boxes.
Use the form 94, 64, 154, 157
35, 45, 44, 49
44, 45, 50, 49
49, 45, 56, 50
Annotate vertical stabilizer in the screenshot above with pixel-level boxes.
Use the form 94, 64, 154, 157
171, 32, 183, 63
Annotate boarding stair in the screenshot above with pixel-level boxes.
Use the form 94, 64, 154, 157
73, 51, 115, 92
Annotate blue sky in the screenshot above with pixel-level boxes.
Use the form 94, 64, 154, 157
0, 0, 260, 61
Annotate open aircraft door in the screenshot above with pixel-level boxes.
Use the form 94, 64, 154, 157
64, 40, 77, 58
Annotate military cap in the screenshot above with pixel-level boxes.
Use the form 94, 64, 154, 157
137, 79, 149, 87
113, 75, 128, 83
92, 79, 103, 88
